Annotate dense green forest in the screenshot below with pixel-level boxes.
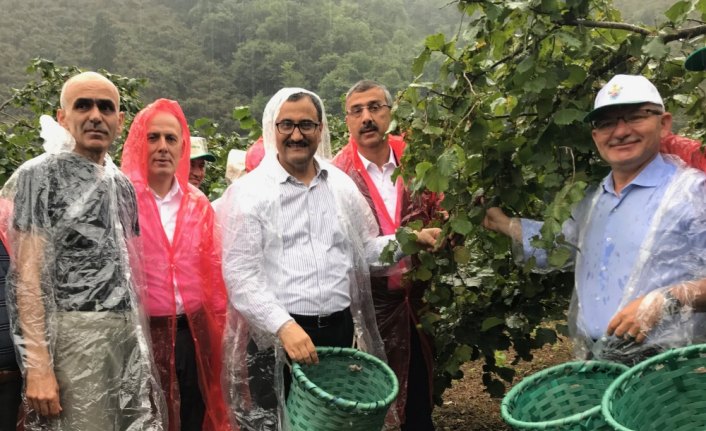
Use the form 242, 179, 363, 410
0, 0, 461, 129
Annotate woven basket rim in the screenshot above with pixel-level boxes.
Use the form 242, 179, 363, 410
501, 360, 629, 428
601, 343, 706, 431
290, 346, 399, 412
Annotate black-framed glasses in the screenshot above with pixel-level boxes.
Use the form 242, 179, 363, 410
275, 120, 320, 135
73, 98, 117, 114
346, 102, 391, 118
591, 108, 663, 131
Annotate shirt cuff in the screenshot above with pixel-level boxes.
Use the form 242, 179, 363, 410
268, 310, 294, 336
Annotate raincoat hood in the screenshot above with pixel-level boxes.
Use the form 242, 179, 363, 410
121, 98, 192, 192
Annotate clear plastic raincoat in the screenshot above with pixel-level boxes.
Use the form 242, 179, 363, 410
516, 155, 706, 364
220, 88, 394, 430
332, 135, 439, 422
0, 116, 165, 430
121, 99, 232, 431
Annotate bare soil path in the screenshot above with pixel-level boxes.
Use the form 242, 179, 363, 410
433, 336, 574, 430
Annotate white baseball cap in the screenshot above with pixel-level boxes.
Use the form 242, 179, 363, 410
584, 74, 664, 122
190, 136, 216, 162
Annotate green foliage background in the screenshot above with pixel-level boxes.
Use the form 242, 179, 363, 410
3, 0, 706, 405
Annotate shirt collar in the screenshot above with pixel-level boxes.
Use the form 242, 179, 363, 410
357, 146, 397, 172
602, 153, 672, 195
152, 177, 182, 202
270, 154, 328, 184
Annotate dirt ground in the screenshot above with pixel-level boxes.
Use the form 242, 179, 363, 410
433, 336, 574, 430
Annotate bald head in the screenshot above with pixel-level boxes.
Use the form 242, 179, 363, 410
60, 72, 120, 110
57, 71, 125, 164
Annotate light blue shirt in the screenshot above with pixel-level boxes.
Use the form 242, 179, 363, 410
521, 154, 705, 339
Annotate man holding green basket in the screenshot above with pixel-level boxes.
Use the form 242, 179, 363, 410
220, 87, 440, 430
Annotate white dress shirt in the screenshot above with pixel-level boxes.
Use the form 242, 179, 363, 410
222, 155, 399, 335
357, 148, 398, 220
152, 179, 185, 314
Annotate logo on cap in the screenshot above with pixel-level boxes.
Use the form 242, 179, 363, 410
608, 84, 621, 99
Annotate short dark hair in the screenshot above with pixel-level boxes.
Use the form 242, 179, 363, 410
286, 92, 323, 122
346, 80, 392, 106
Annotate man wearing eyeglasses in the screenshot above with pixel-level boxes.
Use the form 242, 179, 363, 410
221, 87, 441, 430
1, 72, 164, 430
483, 74, 706, 364
332, 80, 439, 430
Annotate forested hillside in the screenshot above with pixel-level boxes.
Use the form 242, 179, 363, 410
0, 0, 460, 129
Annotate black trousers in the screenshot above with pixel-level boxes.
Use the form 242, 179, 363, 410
175, 321, 206, 431
246, 308, 354, 411
401, 324, 435, 431
0, 371, 22, 431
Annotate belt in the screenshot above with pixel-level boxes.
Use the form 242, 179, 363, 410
150, 314, 189, 330
291, 308, 349, 329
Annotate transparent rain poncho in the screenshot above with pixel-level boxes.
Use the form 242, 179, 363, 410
0, 116, 166, 430
332, 134, 439, 422
120, 99, 232, 431
220, 88, 394, 430
514, 155, 706, 365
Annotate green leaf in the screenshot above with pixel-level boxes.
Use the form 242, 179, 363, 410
553, 109, 585, 125
665, 0, 693, 23
481, 316, 505, 332
450, 215, 473, 235
425, 33, 446, 51
232, 106, 252, 121
415, 161, 433, 177
453, 246, 471, 264
412, 49, 431, 76
424, 167, 449, 193
642, 37, 669, 59
396, 228, 422, 255
547, 246, 572, 268
415, 265, 433, 281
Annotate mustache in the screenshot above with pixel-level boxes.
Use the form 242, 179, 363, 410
284, 138, 309, 148
359, 121, 378, 134
83, 125, 109, 134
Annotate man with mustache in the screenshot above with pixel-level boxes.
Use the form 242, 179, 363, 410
332, 80, 439, 430
121, 100, 231, 431
220, 88, 441, 430
483, 74, 706, 364
0, 72, 164, 430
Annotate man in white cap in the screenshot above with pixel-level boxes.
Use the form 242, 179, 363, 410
483, 74, 706, 364
189, 136, 216, 189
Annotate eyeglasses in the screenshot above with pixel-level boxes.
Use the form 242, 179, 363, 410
72, 98, 117, 114
346, 102, 391, 118
275, 120, 320, 135
591, 108, 663, 131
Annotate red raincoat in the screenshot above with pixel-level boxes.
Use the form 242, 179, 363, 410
332, 135, 439, 423
121, 99, 232, 431
660, 132, 706, 172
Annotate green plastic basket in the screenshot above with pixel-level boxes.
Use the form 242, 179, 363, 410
502, 361, 629, 430
286, 347, 399, 431
602, 343, 706, 431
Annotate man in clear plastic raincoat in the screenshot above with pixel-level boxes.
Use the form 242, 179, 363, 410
121, 99, 231, 431
0, 72, 165, 430
220, 88, 441, 430
483, 74, 706, 365
332, 80, 440, 430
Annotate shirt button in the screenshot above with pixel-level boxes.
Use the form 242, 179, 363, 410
601, 266, 607, 271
